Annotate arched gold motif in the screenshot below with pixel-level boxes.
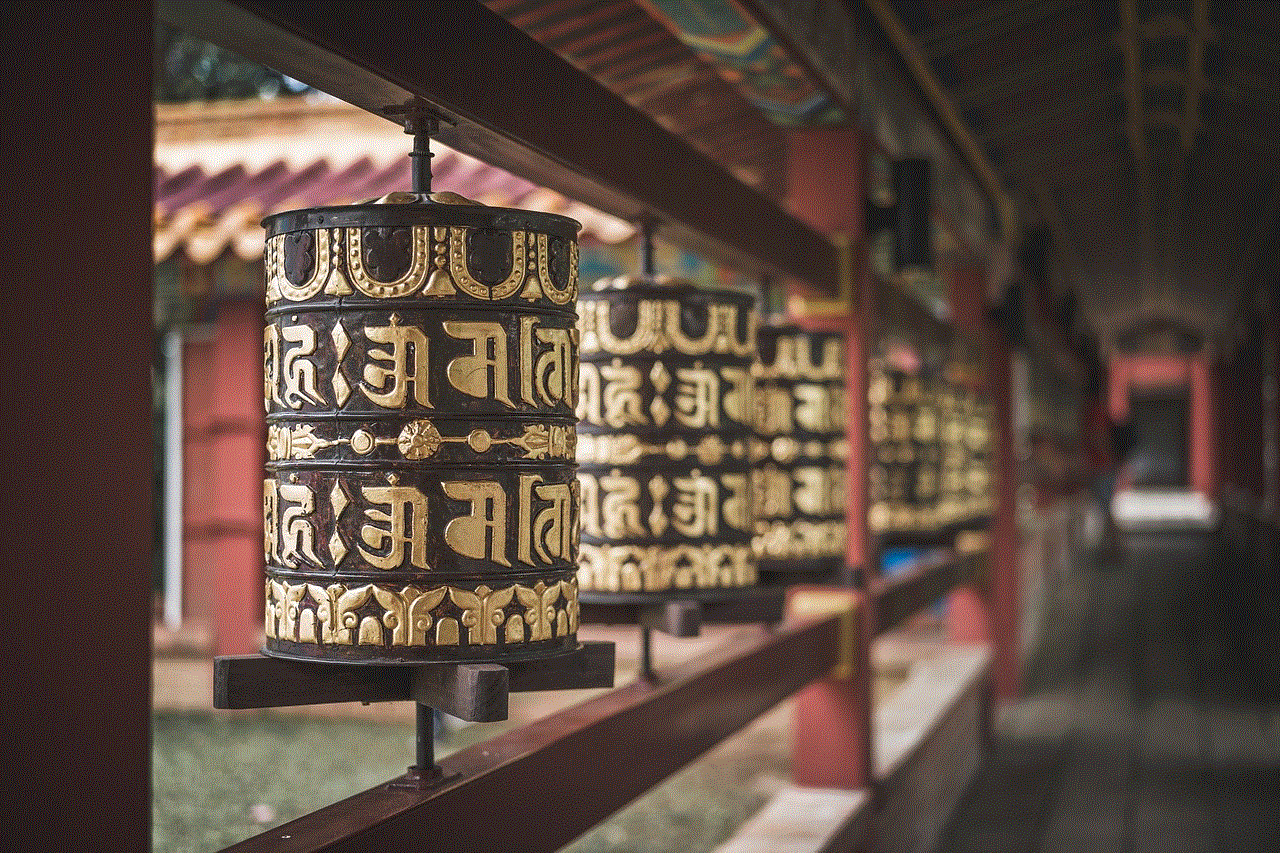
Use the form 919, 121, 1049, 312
269, 230, 332, 303
448, 226, 527, 300
534, 233, 578, 304
583, 299, 664, 355
345, 226, 432, 299
664, 301, 720, 354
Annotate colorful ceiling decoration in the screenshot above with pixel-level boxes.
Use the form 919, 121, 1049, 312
638, 0, 844, 126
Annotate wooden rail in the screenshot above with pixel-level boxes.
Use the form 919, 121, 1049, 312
871, 550, 981, 635
222, 614, 845, 852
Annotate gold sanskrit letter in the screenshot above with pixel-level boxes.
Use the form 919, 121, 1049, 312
599, 469, 646, 539
264, 326, 282, 410
534, 480, 575, 563
279, 479, 323, 567
672, 471, 719, 537
517, 474, 577, 565
263, 479, 279, 563
577, 472, 603, 538
675, 363, 720, 429
362, 315, 430, 408
600, 359, 646, 428
444, 320, 513, 406
281, 324, 324, 408
442, 480, 510, 567
521, 317, 576, 407
359, 483, 429, 569
577, 362, 602, 425
720, 473, 751, 532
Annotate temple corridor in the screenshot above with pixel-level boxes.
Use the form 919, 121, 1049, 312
938, 533, 1279, 853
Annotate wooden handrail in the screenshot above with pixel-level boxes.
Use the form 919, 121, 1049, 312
221, 614, 846, 852
871, 550, 980, 635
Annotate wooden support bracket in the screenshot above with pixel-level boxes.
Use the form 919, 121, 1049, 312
578, 585, 787, 637
213, 641, 616, 722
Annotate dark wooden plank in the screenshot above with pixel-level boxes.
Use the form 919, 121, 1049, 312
579, 586, 786, 633
214, 655, 412, 709
506, 641, 616, 693
412, 664, 508, 723
214, 642, 616, 711
15, 5, 155, 849
157, 0, 838, 293
221, 617, 842, 852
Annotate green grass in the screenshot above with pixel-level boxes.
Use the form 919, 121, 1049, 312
153, 711, 790, 853
153, 713, 416, 852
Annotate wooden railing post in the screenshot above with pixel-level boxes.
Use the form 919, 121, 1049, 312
789, 588, 873, 790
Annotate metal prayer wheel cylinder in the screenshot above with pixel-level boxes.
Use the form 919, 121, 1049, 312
752, 325, 848, 573
575, 277, 759, 595
261, 193, 582, 663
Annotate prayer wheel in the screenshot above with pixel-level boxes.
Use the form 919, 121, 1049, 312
261, 190, 582, 663
752, 325, 848, 575
575, 277, 759, 596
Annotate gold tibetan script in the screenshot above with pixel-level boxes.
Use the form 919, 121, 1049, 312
443, 480, 511, 567
363, 316, 430, 408
444, 320, 513, 405
359, 482, 429, 569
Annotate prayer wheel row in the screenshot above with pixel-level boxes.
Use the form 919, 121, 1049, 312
868, 355, 993, 536
259, 193, 849, 664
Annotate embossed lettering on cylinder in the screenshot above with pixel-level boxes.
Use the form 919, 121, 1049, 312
262, 197, 581, 663
576, 278, 759, 595
752, 326, 848, 572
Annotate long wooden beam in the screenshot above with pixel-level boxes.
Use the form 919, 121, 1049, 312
1120, 0, 1154, 304
950, 33, 1113, 107
1164, 1, 1210, 312
219, 617, 843, 853
863, 0, 1016, 239
979, 89, 1121, 145
158, 0, 838, 292
920, 0, 1075, 59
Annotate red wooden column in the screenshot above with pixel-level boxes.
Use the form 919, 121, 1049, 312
988, 325, 1020, 699
211, 300, 267, 655
15, 3, 154, 846
946, 263, 993, 645
784, 128, 875, 789
1190, 354, 1217, 498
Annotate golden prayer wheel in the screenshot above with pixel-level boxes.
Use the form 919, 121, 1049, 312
752, 324, 848, 574
575, 277, 759, 596
261, 190, 582, 663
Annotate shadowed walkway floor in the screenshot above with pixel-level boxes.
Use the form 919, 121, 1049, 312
936, 532, 1280, 853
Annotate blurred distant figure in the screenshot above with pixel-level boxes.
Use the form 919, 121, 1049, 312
1083, 384, 1132, 562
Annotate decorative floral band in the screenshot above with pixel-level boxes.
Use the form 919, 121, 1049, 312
576, 432, 747, 466
267, 419, 576, 464
749, 435, 850, 465
754, 520, 846, 561
265, 576, 579, 649
577, 542, 756, 593
265, 227, 578, 307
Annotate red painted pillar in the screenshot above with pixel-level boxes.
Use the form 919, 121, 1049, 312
211, 300, 266, 656
989, 329, 1020, 699
785, 129, 874, 790
790, 590, 874, 789
1190, 355, 1216, 498
946, 263, 994, 645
